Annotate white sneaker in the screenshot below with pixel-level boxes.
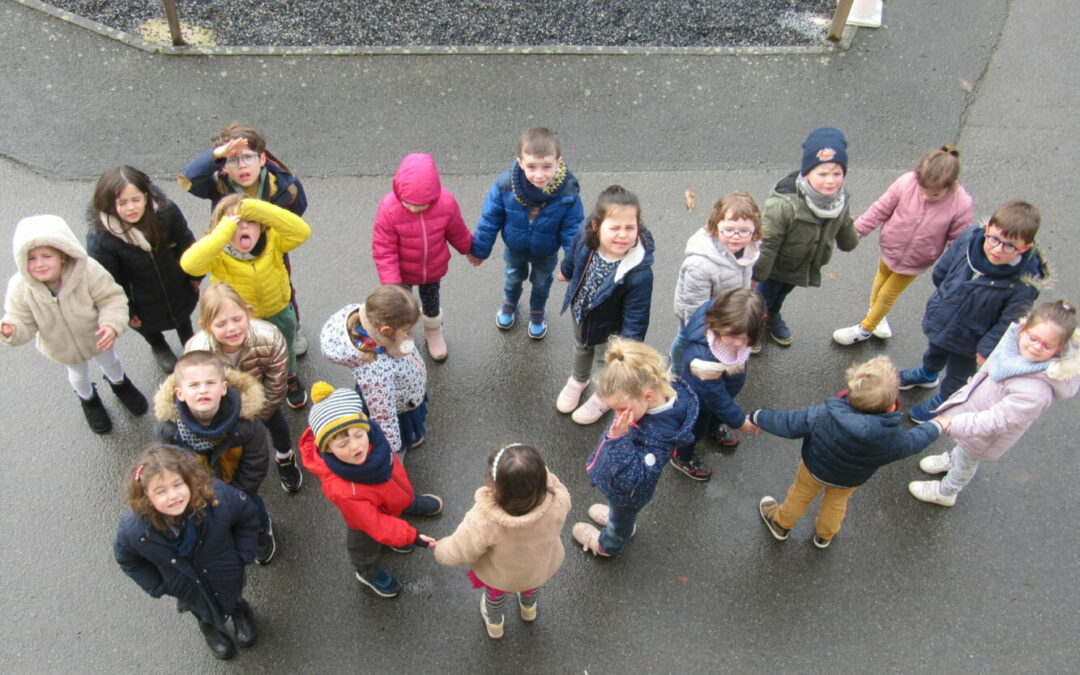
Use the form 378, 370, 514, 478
872, 317, 892, 339
908, 480, 956, 506
556, 377, 588, 413
832, 324, 872, 346
919, 452, 953, 475
571, 393, 610, 425
294, 328, 309, 356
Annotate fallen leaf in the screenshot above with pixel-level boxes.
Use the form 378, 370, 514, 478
826, 272, 839, 280
684, 187, 697, 212
677, 575, 689, 583
959, 79, 974, 92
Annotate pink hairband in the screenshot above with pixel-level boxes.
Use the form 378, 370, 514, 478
133, 464, 144, 483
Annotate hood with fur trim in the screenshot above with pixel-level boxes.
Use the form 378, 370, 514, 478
154, 365, 267, 423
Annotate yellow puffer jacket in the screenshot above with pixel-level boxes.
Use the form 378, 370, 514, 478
180, 199, 310, 318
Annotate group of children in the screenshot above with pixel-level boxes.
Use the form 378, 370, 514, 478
4, 123, 1078, 656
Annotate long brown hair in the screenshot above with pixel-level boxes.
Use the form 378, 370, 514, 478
125, 445, 217, 532
91, 166, 165, 249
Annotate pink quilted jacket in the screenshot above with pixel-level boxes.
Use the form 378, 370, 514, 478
371, 153, 472, 286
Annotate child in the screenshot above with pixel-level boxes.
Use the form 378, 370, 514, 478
154, 350, 278, 564
899, 200, 1049, 423
670, 288, 765, 481
833, 145, 973, 345
753, 127, 858, 346
114, 445, 260, 661
433, 443, 570, 639
556, 185, 655, 425
186, 282, 302, 494
2, 215, 147, 434
320, 285, 428, 455
180, 194, 311, 409
672, 191, 762, 368
178, 122, 310, 355
371, 152, 473, 361
909, 300, 1080, 506
87, 166, 201, 373
754, 356, 943, 548
300, 382, 442, 598
572, 338, 698, 557
468, 128, 585, 339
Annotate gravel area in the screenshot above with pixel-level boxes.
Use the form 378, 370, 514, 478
46, 0, 836, 48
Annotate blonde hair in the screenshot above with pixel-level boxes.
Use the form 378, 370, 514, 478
706, 191, 762, 240
209, 193, 246, 233
596, 337, 676, 401
198, 281, 254, 332
846, 356, 899, 414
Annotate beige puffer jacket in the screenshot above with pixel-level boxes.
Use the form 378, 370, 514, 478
184, 318, 287, 419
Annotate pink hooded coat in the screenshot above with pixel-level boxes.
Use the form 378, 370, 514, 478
371, 153, 472, 286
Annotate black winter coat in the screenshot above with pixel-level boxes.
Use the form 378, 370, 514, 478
87, 191, 200, 334
114, 480, 259, 632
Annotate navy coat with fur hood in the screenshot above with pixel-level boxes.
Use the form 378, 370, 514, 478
114, 479, 259, 632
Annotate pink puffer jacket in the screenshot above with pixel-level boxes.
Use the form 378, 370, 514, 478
371, 153, 472, 286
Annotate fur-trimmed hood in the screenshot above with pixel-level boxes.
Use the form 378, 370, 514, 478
154, 366, 267, 423
1046, 328, 1080, 383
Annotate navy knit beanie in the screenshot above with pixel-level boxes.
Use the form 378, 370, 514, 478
800, 127, 848, 176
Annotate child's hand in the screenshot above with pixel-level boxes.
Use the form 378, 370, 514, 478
607, 408, 634, 439
690, 363, 723, 380
212, 137, 250, 160
95, 326, 117, 351
1, 323, 12, 338
556, 271, 568, 282
975, 353, 987, 367
738, 416, 760, 436
418, 534, 437, 548
190, 279, 201, 291
934, 416, 952, 432
466, 254, 483, 267
129, 315, 142, 329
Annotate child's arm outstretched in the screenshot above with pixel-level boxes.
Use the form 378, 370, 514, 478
343, 497, 425, 550
432, 502, 495, 567
946, 384, 1053, 445
687, 368, 755, 433
1, 279, 38, 346
443, 198, 474, 257
855, 177, 903, 238
469, 182, 507, 264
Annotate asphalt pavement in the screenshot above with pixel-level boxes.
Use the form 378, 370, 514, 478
0, 0, 1078, 673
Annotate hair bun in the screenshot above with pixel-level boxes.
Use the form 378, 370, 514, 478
940, 143, 959, 157
310, 381, 335, 404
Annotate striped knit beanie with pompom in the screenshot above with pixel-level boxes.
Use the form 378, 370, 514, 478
308, 381, 370, 452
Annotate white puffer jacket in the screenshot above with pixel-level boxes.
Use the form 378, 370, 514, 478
673, 228, 759, 324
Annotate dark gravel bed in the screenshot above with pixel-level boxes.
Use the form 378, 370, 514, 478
46, 0, 836, 48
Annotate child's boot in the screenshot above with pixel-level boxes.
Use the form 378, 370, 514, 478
230, 599, 257, 648
79, 385, 112, 434
108, 375, 148, 415
517, 591, 538, 622
480, 592, 505, 639
196, 619, 238, 660
423, 311, 448, 362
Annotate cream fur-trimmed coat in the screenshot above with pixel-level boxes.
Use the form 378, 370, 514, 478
434, 470, 571, 593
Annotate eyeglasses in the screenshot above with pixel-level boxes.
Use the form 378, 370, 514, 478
225, 152, 260, 168
719, 227, 755, 238
984, 232, 1021, 255
1021, 330, 1058, 352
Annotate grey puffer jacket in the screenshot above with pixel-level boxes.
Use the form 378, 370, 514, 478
673, 228, 759, 324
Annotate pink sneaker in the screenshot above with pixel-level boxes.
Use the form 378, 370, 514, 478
571, 393, 610, 425
556, 377, 588, 413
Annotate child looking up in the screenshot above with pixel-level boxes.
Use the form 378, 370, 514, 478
181, 195, 311, 409
556, 185, 655, 425
909, 300, 1080, 507
753, 127, 858, 346
300, 382, 442, 599
572, 338, 698, 557
833, 145, 973, 345
755, 356, 943, 549
114, 445, 260, 661
899, 200, 1049, 423
2, 215, 147, 434
469, 128, 585, 339
154, 351, 278, 565
433, 443, 570, 639
672, 191, 761, 367
87, 166, 201, 373
372, 152, 473, 361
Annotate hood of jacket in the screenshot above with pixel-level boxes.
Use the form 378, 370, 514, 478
613, 228, 656, 285
154, 366, 267, 423
13, 215, 88, 284
1046, 327, 1080, 389
392, 153, 442, 207
683, 228, 760, 269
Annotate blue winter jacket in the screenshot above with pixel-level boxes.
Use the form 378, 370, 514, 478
470, 166, 584, 260
678, 300, 748, 429
586, 379, 699, 509
922, 226, 1049, 358
752, 396, 941, 487
560, 227, 655, 346
114, 480, 260, 632
179, 149, 308, 216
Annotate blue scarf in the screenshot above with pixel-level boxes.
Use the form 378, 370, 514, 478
321, 420, 394, 484
986, 323, 1052, 381
166, 517, 199, 559
967, 228, 1032, 278
510, 160, 570, 208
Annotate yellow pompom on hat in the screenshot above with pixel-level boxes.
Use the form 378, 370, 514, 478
308, 381, 370, 451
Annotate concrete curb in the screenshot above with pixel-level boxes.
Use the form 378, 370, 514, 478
15, 0, 857, 56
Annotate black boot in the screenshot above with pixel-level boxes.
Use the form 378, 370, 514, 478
79, 386, 112, 434
197, 619, 237, 660
149, 340, 177, 374
108, 375, 148, 415
231, 599, 257, 648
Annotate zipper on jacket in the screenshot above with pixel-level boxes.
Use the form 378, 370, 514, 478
420, 212, 429, 285
148, 250, 181, 328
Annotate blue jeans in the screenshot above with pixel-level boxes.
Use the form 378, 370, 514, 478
670, 319, 688, 374
598, 501, 640, 556
921, 342, 978, 401
503, 248, 558, 313
758, 278, 796, 317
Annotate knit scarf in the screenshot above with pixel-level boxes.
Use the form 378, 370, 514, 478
224, 231, 267, 262
98, 211, 153, 252
321, 421, 394, 485
175, 389, 241, 454
706, 329, 751, 367
986, 323, 1052, 381
967, 228, 1030, 278
165, 516, 198, 559
510, 160, 569, 208
796, 174, 847, 219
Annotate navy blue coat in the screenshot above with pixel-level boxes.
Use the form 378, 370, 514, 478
586, 379, 699, 509
470, 165, 584, 259
922, 226, 1048, 358
560, 227, 654, 346
753, 396, 941, 487
180, 149, 307, 216
114, 480, 259, 632
678, 300, 748, 430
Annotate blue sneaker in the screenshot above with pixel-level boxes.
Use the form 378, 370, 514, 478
908, 394, 944, 424
404, 493, 443, 516
766, 314, 793, 346
495, 302, 516, 330
355, 567, 401, 598
528, 310, 548, 339
898, 367, 940, 390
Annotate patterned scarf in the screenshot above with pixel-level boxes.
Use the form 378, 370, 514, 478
175, 389, 240, 454
986, 323, 1053, 381
796, 174, 847, 220
706, 329, 751, 367
511, 160, 569, 208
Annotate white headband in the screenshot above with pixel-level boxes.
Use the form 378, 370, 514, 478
491, 443, 525, 482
